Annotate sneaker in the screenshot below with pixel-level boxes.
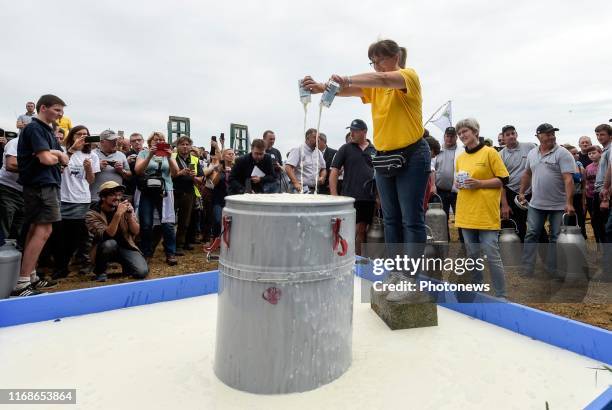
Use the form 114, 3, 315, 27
31, 278, 58, 290
174, 250, 185, 257
11, 284, 44, 297
166, 255, 178, 266
95, 273, 108, 282
183, 244, 194, 251
372, 272, 401, 296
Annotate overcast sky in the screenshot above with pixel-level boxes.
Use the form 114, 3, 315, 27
2, 0, 611, 155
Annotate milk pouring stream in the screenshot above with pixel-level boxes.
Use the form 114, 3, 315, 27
297, 79, 341, 194
298, 79, 312, 191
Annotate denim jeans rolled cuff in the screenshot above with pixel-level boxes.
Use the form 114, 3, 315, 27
138, 194, 177, 257
461, 229, 507, 298
375, 138, 431, 248
94, 239, 148, 278
521, 207, 563, 276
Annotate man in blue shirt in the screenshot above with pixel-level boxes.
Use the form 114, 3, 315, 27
14, 95, 69, 296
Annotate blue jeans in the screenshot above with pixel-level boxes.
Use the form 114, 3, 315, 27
375, 138, 431, 263
212, 204, 224, 237
138, 194, 176, 257
521, 207, 563, 276
462, 229, 506, 298
94, 239, 149, 279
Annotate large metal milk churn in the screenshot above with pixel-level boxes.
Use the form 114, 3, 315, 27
552, 214, 589, 302
425, 194, 448, 243
0, 235, 21, 299
556, 214, 589, 281
364, 210, 385, 260
366, 211, 385, 244
499, 219, 522, 269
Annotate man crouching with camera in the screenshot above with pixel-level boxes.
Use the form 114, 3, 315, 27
85, 181, 148, 282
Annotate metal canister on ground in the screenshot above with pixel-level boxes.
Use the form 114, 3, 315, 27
0, 239, 21, 299
214, 193, 356, 394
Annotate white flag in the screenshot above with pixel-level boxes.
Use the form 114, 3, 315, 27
430, 101, 453, 133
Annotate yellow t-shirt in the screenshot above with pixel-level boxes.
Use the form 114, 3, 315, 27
361, 68, 424, 151
56, 116, 72, 136
455, 146, 509, 230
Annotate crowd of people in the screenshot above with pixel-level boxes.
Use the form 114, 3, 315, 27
0, 96, 279, 296
1, 39, 611, 302
428, 121, 612, 299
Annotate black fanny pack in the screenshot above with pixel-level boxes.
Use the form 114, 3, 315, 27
372, 138, 424, 177
138, 161, 166, 197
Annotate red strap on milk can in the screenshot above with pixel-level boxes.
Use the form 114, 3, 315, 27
332, 218, 348, 256
222, 216, 232, 249
203, 237, 221, 253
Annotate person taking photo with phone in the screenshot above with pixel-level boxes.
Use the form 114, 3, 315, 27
134, 131, 180, 265
86, 181, 148, 281
90, 129, 131, 202
49, 125, 100, 280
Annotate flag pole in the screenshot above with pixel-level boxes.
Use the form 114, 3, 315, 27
423, 100, 451, 126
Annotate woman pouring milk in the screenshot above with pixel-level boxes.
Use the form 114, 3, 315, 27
302, 39, 430, 303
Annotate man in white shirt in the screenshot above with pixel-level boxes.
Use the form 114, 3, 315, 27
285, 128, 326, 193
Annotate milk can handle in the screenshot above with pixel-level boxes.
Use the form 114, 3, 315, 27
429, 193, 443, 204
501, 218, 518, 233
562, 213, 578, 227
331, 218, 348, 256
222, 215, 232, 248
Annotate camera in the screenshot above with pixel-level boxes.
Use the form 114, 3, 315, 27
106, 160, 117, 167
85, 135, 101, 143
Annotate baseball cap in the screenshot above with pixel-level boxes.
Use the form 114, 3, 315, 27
501, 125, 516, 133
536, 123, 559, 135
100, 129, 118, 141
444, 126, 456, 135
346, 119, 368, 131
99, 181, 125, 196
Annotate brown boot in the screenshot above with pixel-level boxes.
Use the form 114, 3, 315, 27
166, 254, 178, 266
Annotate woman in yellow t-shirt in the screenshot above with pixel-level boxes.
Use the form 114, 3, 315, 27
454, 118, 510, 299
302, 39, 430, 302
